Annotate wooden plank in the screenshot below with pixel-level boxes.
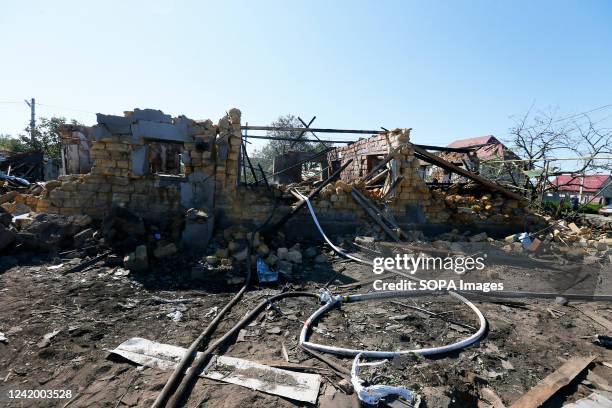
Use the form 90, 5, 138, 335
366, 168, 389, 186
270, 159, 353, 231
351, 190, 401, 242
574, 304, 612, 332
382, 175, 404, 199
509, 355, 596, 408
352, 188, 408, 239
481, 388, 506, 408
412, 145, 523, 200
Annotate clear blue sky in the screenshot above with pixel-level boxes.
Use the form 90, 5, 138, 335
1, 0, 612, 152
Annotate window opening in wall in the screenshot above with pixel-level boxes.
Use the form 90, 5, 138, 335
365, 154, 384, 177
148, 141, 185, 176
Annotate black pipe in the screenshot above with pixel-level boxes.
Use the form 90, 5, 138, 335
165, 291, 320, 408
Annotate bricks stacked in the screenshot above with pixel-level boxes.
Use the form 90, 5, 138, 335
315, 180, 364, 215
431, 189, 529, 224
35, 109, 242, 220
186, 118, 217, 177
220, 187, 288, 227
318, 129, 449, 222
213, 109, 242, 212
90, 138, 132, 178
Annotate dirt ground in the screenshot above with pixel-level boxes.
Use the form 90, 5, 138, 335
0, 242, 611, 408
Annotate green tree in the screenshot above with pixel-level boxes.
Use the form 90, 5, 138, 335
0, 134, 28, 153
251, 114, 326, 173
19, 116, 81, 160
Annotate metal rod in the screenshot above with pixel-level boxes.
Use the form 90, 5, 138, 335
289, 116, 316, 148
242, 140, 259, 185
269, 158, 354, 231
298, 116, 331, 148
241, 125, 384, 135
241, 134, 356, 144
271, 148, 334, 177
416, 144, 474, 153
258, 163, 271, 192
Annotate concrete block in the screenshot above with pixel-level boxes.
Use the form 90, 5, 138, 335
131, 121, 189, 143
131, 145, 148, 176
130, 108, 172, 123
181, 215, 214, 251
92, 125, 112, 141
96, 114, 133, 134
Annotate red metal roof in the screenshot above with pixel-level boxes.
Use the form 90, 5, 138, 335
447, 135, 518, 160
448, 135, 498, 148
552, 174, 611, 193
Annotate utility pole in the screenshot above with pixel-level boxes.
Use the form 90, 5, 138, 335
24, 98, 35, 142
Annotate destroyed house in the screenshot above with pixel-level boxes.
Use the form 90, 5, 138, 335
17, 108, 540, 247
427, 135, 522, 184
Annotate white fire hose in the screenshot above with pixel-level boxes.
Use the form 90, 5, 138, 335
294, 189, 488, 405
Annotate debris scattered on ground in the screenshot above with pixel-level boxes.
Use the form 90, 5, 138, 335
0, 107, 610, 407
37, 329, 61, 349
109, 337, 322, 403
509, 356, 596, 408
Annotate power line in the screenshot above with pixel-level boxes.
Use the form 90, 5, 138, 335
35, 102, 97, 114
510, 103, 612, 132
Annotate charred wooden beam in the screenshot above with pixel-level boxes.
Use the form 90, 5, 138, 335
269, 159, 354, 231
382, 175, 404, 199
413, 145, 523, 200
366, 168, 389, 186
360, 146, 402, 183
241, 125, 383, 135
351, 190, 401, 242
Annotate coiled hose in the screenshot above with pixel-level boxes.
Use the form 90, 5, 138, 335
294, 188, 487, 405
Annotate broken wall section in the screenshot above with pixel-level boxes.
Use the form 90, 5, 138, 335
59, 124, 94, 175
329, 129, 448, 223
36, 108, 243, 221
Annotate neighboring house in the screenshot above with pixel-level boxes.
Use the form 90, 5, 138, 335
549, 174, 612, 205
427, 135, 522, 184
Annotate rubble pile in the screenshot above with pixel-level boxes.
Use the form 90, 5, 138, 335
0, 182, 47, 216
430, 184, 540, 225
315, 180, 360, 213
328, 130, 450, 223
501, 219, 612, 263
193, 226, 331, 284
